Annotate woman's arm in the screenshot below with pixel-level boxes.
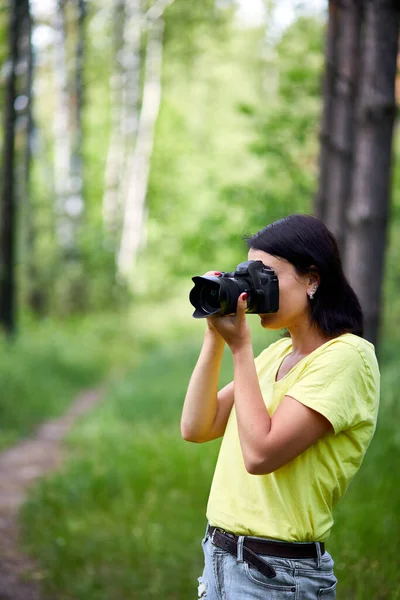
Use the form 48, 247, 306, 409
232, 343, 332, 474
209, 294, 332, 474
181, 329, 234, 443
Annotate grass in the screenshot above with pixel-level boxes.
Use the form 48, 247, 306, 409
20, 338, 219, 600
16, 307, 400, 600
0, 312, 137, 451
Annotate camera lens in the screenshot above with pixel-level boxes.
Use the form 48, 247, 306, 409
199, 283, 221, 313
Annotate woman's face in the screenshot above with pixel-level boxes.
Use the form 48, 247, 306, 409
247, 248, 317, 331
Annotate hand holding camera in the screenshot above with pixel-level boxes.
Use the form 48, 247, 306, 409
189, 260, 279, 319
189, 260, 280, 352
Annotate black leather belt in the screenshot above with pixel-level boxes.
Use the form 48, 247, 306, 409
208, 526, 325, 580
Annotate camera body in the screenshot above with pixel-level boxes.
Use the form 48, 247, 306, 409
189, 260, 279, 318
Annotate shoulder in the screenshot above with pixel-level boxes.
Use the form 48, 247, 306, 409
290, 335, 379, 434
316, 334, 380, 382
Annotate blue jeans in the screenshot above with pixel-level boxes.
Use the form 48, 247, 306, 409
198, 528, 337, 599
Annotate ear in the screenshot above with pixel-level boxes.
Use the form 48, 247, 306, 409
306, 266, 320, 297
308, 266, 320, 286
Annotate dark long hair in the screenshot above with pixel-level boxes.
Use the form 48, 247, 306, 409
246, 214, 363, 338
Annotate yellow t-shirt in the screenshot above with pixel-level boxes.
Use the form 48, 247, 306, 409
206, 333, 380, 542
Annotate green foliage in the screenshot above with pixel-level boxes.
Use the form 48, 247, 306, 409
145, 24, 267, 285
229, 16, 324, 236
20, 0, 239, 314
164, 0, 233, 65
3, 1, 325, 314
144, 16, 324, 292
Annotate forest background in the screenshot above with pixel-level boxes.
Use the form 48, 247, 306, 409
0, 0, 399, 598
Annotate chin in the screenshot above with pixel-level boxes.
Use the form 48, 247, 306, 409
259, 315, 281, 330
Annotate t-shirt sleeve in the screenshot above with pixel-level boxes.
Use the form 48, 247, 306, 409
286, 343, 377, 435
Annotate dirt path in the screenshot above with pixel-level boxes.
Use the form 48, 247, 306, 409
0, 387, 105, 600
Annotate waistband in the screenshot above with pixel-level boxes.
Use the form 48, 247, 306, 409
207, 525, 325, 559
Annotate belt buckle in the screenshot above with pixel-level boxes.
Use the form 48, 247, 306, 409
211, 527, 225, 545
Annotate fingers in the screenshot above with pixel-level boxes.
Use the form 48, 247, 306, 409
203, 271, 222, 277
237, 293, 248, 317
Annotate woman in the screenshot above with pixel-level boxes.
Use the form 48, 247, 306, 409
181, 214, 380, 599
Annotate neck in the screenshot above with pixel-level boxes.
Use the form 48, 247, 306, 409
287, 321, 332, 356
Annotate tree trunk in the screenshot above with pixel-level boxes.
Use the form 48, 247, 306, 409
324, 0, 362, 254
345, 0, 400, 346
145, 0, 176, 23
68, 0, 86, 233
102, 0, 127, 233
0, 0, 24, 336
117, 0, 142, 221
52, 0, 75, 251
314, 0, 338, 221
21, 0, 45, 316
22, 2, 34, 205
117, 18, 165, 281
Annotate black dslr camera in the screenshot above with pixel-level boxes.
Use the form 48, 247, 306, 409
189, 260, 279, 318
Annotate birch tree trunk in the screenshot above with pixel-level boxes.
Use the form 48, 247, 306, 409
117, 0, 142, 221
117, 18, 165, 280
68, 0, 86, 234
102, 0, 142, 236
102, 0, 126, 232
21, 0, 44, 315
314, 0, 338, 221
22, 3, 34, 207
102, 0, 176, 236
145, 0, 176, 23
324, 0, 362, 253
345, 0, 400, 346
52, 0, 75, 250
0, 0, 24, 335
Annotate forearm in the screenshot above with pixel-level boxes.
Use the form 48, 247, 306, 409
181, 330, 225, 442
232, 343, 272, 470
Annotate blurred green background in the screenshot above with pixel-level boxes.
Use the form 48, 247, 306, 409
0, 1, 399, 598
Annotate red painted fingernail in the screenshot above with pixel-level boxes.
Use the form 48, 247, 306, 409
242, 293, 248, 301
215, 271, 222, 276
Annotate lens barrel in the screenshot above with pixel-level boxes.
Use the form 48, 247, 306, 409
199, 282, 220, 313
189, 276, 247, 318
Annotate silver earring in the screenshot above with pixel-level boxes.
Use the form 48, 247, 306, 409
308, 286, 318, 300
